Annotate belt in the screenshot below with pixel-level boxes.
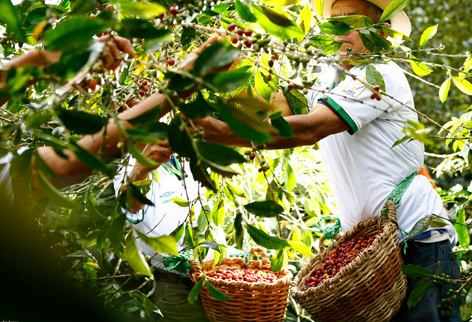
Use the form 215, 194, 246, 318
154, 269, 193, 287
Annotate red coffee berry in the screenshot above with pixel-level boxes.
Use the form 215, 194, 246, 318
139, 90, 145, 96
261, 165, 270, 172
89, 13, 97, 19
105, 4, 113, 11
244, 29, 253, 37
268, 60, 274, 68
236, 29, 245, 36
143, 86, 149, 92
249, 152, 255, 160
374, 85, 381, 91
141, 80, 148, 87
232, 38, 238, 44
376, 96, 381, 101
87, 79, 98, 91
167, 59, 176, 66
244, 39, 252, 48
169, 5, 179, 15
274, 54, 280, 61
370, 93, 376, 100
228, 23, 237, 31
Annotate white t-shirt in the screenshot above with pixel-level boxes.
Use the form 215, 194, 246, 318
306, 62, 457, 245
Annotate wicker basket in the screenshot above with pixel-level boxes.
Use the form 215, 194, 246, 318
291, 201, 407, 322
189, 247, 292, 322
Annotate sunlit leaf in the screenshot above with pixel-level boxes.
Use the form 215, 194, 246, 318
135, 230, 178, 255
0, 0, 26, 42
420, 24, 438, 47
380, 0, 408, 22
235, 0, 257, 22
127, 144, 160, 168
193, 41, 241, 76
366, 65, 386, 92
244, 200, 284, 217
261, 0, 301, 6
125, 232, 152, 277
252, 5, 304, 40
119, 1, 166, 17
247, 224, 290, 249
410, 57, 432, 76
196, 140, 247, 166
188, 279, 204, 304
319, 21, 351, 35
288, 241, 312, 256
439, 78, 451, 103
453, 77, 472, 95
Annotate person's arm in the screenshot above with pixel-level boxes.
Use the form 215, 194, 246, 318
125, 142, 173, 213
36, 36, 222, 188
195, 92, 349, 149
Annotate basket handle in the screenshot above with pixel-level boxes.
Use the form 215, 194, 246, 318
318, 233, 340, 251
250, 247, 271, 269
385, 200, 398, 226
188, 258, 203, 282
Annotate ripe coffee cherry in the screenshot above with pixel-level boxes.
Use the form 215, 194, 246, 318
370, 93, 376, 100
167, 59, 176, 66
249, 152, 256, 160
141, 80, 148, 87
268, 60, 274, 68
139, 90, 145, 96
142, 86, 149, 92
89, 13, 97, 19
374, 85, 381, 91
232, 38, 238, 44
228, 23, 237, 31
236, 29, 245, 36
244, 29, 253, 37
274, 54, 280, 61
87, 79, 98, 91
105, 4, 113, 11
169, 5, 179, 15
244, 39, 252, 48
261, 165, 270, 172
207, 268, 278, 284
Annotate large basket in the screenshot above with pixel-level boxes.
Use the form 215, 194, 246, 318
291, 201, 407, 322
189, 247, 292, 322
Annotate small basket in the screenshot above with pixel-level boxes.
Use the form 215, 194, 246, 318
189, 247, 292, 322
291, 200, 407, 322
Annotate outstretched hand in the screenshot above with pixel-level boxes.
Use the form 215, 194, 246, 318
98, 35, 135, 71
129, 141, 174, 182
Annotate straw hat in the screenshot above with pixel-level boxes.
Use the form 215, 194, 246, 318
313, 0, 411, 37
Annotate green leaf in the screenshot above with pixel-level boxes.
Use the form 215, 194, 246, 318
69, 142, 115, 177
410, 57, 432, 76
170, 197, 190, 207
235, 0, 257, 22
322, 41, 343, 54
270, 111, 293, 137
407, 217, 428, 240
380, 0, 408, 22
206, 160, 240, 177
366, 65, 386, 92
314, 0, 324, 16
125, 123, 169, 144
0, 0, 26, 42
125, 232, 152, 277
190, 160, 217, 191
179, 93, 215, 119
196, 140, 247, 166
118, 18, 170, 39
38, 172, 77, 208
168, 117, 197, 160
392, 135, 413, 148
454, 209, 470, 249
193, 41, 241, 76
171, 223, 185, 241
252, 5, 304, 40
42, 17, 108, 51
430, 217, 448, 228
358, 32, 378, 52
420, 25, 438, 47
127, 144, 160, 168
108, 214, 126, 256
254, 70, 272, 102
288, 241, 312, 257
319, 21, 352, 35
234, 212, 245, 249
407, 278, 433, 309
453, 77, 472, 95
284, 89, 308, 114
127, 182, 154, 206
310, 35, 337, 48
188, 279, 204, 304
247, 224, 290, 249
402, 264, 436, 278
244, 200, 284, 217
439, 78, 451, 103
271, 249, 286, 272
369, 31, 393, 51
56, 108, 107, 134
135, 230, 178, 255
69, 0, 97, 15
215, 99, 272, 144
329, 15, 367, 28
118, 1, 166, 17
205, 281, 231, 301
299, 4, 313, 33
208, 70, 252, 92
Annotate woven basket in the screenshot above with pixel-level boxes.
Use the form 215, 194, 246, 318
189, 247, 292, 322
291, 200, 407, 322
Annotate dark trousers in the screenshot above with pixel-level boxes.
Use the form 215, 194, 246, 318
391, 240, 462, 321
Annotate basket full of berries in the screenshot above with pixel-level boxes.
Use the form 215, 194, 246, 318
291, 201, 407, 322
189, 247, 292, 322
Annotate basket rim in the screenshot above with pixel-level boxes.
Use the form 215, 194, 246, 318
191, 257, 293, 290
291, 214, 398, 299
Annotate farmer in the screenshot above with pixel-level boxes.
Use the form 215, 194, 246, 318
193, 0, 460, 320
